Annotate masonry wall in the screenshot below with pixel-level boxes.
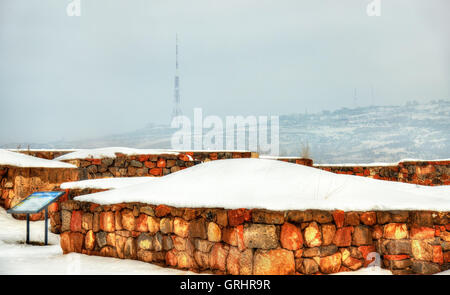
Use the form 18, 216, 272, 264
62, 151, 256, 179
0, 166, 80, 220
315, 160, 450, 186
59, 200, 450, 275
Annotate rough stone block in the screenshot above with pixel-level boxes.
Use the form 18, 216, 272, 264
174, 217, 190, 238
243, 224, 278, 249
160, 218, 173, 234
253, 249, 295, 275
412, 260, 440, 274
287, 210, 313, 223
304, 222, 322, 247
410, 226, 435, 240
345, 212, 360, 226
70, 210, 82, 232
209, 243, 229, 271
299, 258, 319, 274
252, 209, 284, 224
352, 225, 372, 246
383, 223, 408, 239
121, 209, 135, 232
147, 216, 160, 234
360, 212, 377, 226
312, 210, 333, 224
319, 253, 342, 274
207, 222, 222, 242
85, 230, 96, 250
333, 227, 353, 247
322, 224, 336, 246
411, 240, 433, 261
280, 222, 303, 250
189, 218, 207, 239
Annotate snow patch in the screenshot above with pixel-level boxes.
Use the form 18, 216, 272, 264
0, 149, 76, 168
61, 177, 156, 190
75, 158, 450, 212
54, 147, 181, 161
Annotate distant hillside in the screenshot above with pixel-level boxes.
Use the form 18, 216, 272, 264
3, 100, 449, 164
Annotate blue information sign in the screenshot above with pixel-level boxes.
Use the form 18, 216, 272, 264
7, 191, 65, 214
7, 191, 65, 245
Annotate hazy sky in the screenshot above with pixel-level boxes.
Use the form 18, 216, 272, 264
0, 0, 449, 143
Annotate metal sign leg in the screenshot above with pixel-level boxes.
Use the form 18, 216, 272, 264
26, 213, 30, 244
45, 208, 48, 245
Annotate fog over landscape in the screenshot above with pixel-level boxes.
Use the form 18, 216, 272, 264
1, 0, 449, 162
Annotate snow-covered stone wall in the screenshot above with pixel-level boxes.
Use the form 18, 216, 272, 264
0, 167, 80, 220
316, 160, 450, 186
59, 200, 450, 275
61, 151, 255, 179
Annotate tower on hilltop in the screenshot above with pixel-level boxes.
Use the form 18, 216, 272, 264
172, 34, 182, 122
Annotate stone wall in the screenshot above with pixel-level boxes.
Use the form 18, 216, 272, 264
62, 151, 256, 179
264, 157, 313, 167
59, 200, 450, 275
315, 160, 450, 186
0, 166, 80, 220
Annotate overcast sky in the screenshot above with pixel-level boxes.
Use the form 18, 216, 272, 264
0, 0, 449, 144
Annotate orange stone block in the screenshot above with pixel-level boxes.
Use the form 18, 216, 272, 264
444, 252, 450, 263
280, 222, 303, 250
228, 208, 248, 226
70, 210, 82, 232
166, 250, 178, 267
432, 246, 443, 265
253, 248, 295, 275
360, 212, 377, 226
410, 226, 435, 240
155, 205, 171, 217
210, 243, 229, 271
90, 159, 102, 165
384, 254, 410, 261
319, 253, 342, 274
135, 214, 148, 232
100, 211, 115, 232
383, 223, 408, 239
144, 161, 156, 169
304, 222, 322, 247
90, 203, 100, 212
121, 209, 135, 231
60, 232, 71, 254
48, 202, 59, 213
138, 155, 150, 162
149, 168, 162, 176
85, 230, 96, 250
157, 159, 166, 168
333, 227, 353, 247
332, 210, 345, 228
222, 227, 238, 246
173, 217, 189, 238
235, 225, 246, 251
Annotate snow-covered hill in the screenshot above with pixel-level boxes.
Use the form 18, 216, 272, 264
2, 100, 449, 164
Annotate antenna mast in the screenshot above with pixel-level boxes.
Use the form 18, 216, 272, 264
172, 34, 182, 122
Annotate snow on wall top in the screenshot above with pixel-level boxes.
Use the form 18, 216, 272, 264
0, 150, 77, 168
54, 147, 181, 161
314, 158, 450, 167
61, 177, 155, 190
75, 158, 450, 212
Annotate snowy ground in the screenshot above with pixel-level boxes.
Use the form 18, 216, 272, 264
0, 208, 195, 275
